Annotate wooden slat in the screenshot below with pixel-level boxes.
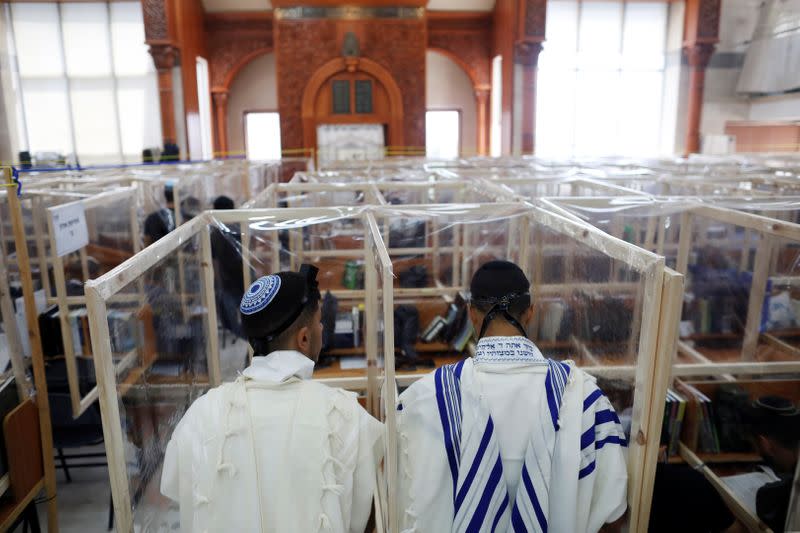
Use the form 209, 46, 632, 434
200, 225, 222, 386
84, 286, 133, 531
626, 259, 665, 532
5, 168, 59, 532
637, 269, 684, 531
742, 235, 775, 360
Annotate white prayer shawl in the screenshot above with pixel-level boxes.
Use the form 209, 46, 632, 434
397, 337, 628, 533
161, 350, 384, 533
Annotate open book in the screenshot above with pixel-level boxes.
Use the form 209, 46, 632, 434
721, 465, 780, 517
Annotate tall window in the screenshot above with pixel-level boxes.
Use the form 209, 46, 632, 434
426, 110, 461, 159
6, 2, 161, 165
490, 56, 503, 157
245, 112, 282, 161
196, 57, 213, 160
536, 0, 668, 157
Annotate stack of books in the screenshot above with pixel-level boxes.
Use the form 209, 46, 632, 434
675, 382, 721, 454
662, 388, 688, 456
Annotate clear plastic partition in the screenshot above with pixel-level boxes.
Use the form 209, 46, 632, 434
0, 228, 32, 401
278, 182, 380, 209
86, 215, 211, 531
0, 189, 87, 358
372, 202, 672, 531
246, 160, 281, 196
375, 180, 512, 205
541, 197, 691, 271
668, 205, 800, 378
196, 160, 268, 208
171, 173, 210, 226
276, 156, 315, 182
45, 187, 142, 417
232, 207, 378, 387
85, 207, 393, 531
543, 196, 800, 376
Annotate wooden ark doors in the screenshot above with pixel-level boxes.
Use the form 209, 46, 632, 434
301, 57, 405, 162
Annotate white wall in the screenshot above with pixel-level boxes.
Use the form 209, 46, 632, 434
227, 52, 277, 155
426, 50, 477, 155
695, 0, 763, 147
749, 94, 800, 121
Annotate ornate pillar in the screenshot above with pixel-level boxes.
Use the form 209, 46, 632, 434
682, 0, 720, 155
142, 0, 179, 149
515, 40, 544, 155
475, 85, 491, 156
212, 90, 229, 157
148, 44, 180, 147
683, 43, 715, 156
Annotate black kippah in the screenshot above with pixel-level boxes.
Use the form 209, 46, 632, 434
470, 260, 530, 304
240, 264, 319, 341
752, 396, 800, 417
470, 261, 531, 339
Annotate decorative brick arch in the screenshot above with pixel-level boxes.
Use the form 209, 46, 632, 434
209, 47, 273, 155
211, 47, 274, 93
427, 32, 491, 88
301, 56, 405, 150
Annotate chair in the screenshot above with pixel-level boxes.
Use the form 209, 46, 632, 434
0, 399, 44, 533
48, 393, 105, 483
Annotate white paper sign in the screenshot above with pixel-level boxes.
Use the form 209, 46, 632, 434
51, 202, 89, 257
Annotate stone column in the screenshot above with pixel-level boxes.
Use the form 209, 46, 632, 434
515, 40, 544, 155
212, 90, 229, 157
148, 44, 179, 147
683, 43, 715, 155
475, 85, 491, 156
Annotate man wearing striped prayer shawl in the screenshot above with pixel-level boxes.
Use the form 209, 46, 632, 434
396, 261, 628, 532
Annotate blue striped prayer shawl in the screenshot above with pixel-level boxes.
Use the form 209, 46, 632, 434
434, 359, 573, 533
578, 384, 628, 481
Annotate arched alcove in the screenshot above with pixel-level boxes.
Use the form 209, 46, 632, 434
226, 52, 277, 155
426, 50, 479, 155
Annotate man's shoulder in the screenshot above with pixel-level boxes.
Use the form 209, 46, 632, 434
305, 380, 368, 413
170, 383, 237, 439
399, 366, 439, 397
397, 361, 468, 409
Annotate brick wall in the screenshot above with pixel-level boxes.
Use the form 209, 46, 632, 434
275, 18, 426, 151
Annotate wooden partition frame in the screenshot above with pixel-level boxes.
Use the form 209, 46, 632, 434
544, 196, 800, 380
365, 202, 671, 532
490, 176, 652, 199
0, 241, 31, 401
364, 211, 398, 533
44, 187, 142, 417
85, 207, 392, 532
2, 168, 60, 532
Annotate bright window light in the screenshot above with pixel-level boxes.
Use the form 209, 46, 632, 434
426, 110, 460, 159
245, 112, 282, 161
536, 0, 668, 157
9, 1, 160, 164
490, 55, 502, 157
196, 57, 213, 160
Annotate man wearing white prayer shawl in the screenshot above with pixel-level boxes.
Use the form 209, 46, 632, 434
161, 265, 384, 532
397, 261, 628, 533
